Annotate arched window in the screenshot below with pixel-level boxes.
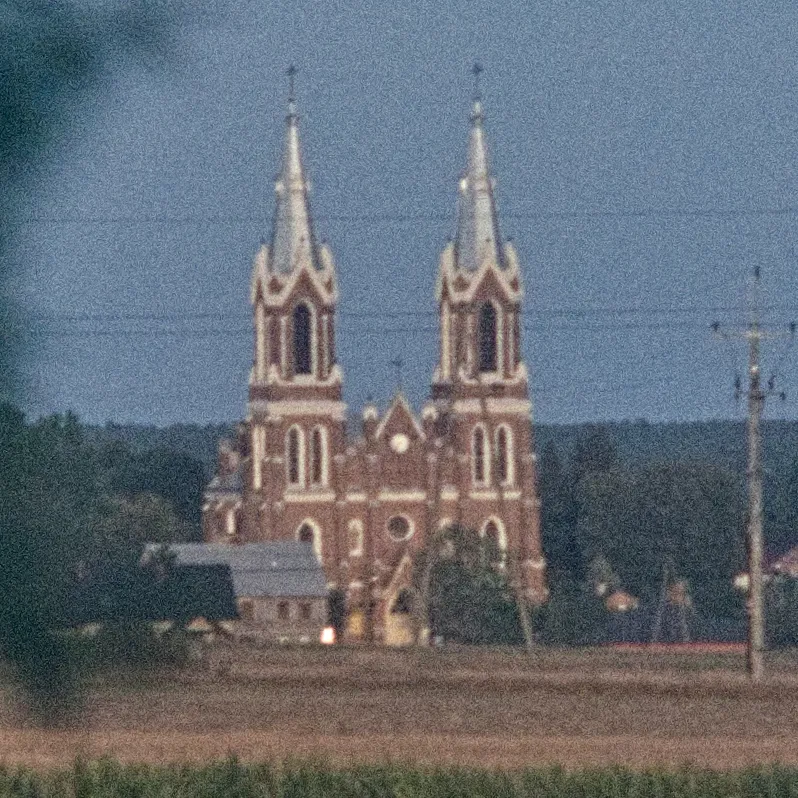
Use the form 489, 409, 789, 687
495, 425, 512, 485
309, 426, 326, 486
286, 426, 304, 486
482, 519, 507, 566
293, 303, 313, 375
477, 301, 498, 372
297, 520, 322, 560
472, 425, 488, 485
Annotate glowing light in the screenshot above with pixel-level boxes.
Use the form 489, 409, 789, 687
320, 626, 336, 645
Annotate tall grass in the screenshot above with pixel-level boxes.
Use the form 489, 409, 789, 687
0, 759, 795, 797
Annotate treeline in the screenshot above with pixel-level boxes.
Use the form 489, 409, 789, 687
0, 404, 208, 713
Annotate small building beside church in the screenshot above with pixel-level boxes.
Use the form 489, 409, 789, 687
202, 73, 547, 644
151, 542, 328, 643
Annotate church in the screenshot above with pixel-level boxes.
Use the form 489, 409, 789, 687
202, 72, 547, 644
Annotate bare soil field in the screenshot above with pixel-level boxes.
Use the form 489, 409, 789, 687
2, 644, 798, 770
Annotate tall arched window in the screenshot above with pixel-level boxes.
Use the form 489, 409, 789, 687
309, 426, 326, 486
293, 303, 312, 375
495, 425, 512, 485
478, 301, 498, 372
297, 520, 322, 560
287, 426, 303, 486
472, 425, 488, 485
482, 519, 507, 565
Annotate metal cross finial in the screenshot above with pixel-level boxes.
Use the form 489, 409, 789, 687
472, 62, 483, 101
391, 356, 405, 391
287, 64, 297, 103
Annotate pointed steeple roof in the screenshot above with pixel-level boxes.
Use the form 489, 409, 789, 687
454, 65, 506, 272
269, 66, 320, 274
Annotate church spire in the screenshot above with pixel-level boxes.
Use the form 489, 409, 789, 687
269, 65, 320, 274
454, 63, 505, 272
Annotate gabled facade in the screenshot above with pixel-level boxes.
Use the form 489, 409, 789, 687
202, 78, 546, 644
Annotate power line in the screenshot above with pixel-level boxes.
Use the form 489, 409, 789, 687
16, 205, 798, 226
25, 303, 798, 324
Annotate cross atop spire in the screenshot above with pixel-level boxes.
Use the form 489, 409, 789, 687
287, 64, 298, 118
471, 62, 484, 122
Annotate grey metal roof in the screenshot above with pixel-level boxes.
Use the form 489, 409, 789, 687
145, 542, 327, 599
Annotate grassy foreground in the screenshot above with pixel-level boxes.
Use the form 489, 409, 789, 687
0, 758, 797, 797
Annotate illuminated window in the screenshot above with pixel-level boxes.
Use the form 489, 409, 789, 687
293, 303, 312, 375
478, 301, 498, 372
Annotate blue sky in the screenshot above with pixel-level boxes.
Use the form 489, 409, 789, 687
11, 0, 798, 425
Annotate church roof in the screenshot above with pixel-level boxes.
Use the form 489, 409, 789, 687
453, 79, 506, 273
268, 72, 321, 275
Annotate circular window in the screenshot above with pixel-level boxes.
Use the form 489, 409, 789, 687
386, 515, 413, 542
390, 433, 410, 453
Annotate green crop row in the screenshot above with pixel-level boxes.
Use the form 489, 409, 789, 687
0, 758, 797, 798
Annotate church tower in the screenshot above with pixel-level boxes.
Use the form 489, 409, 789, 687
429, 69, 546, 601
242, 70, 346, 573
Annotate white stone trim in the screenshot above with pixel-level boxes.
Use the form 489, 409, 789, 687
252, 424, 265, 490
249, 399, 347, 420
441, 300, 451, 380
451, 398, 531, 415
378, 489, 427, 502
439, 487, 459, 502
284, 489, 336, 503
345, 492, 367, 503
469, 490, 499, 500
524, 557, 547, 570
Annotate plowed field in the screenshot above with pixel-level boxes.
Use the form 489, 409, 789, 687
2, 645, 797, 769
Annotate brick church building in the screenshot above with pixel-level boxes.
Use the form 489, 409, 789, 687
202, 76, 547, 643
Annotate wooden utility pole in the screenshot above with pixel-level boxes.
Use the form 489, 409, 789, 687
745, 308, 766, 681
713, 266, 794, 681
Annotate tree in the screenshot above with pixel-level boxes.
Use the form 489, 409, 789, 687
413, 524, 523, 646
99, 443, 206, 531
570, 425, 619, 486
1, 0, 186, 724
575, 462, 745, 618
539, 442, 582, 580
